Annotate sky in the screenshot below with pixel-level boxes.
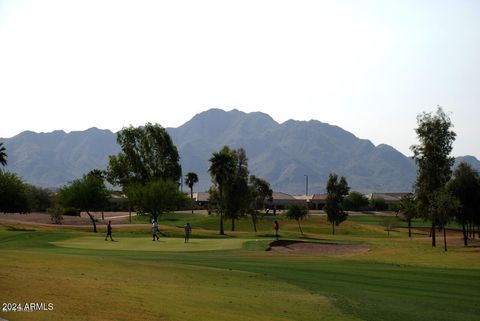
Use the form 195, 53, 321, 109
0, 0, 479, 158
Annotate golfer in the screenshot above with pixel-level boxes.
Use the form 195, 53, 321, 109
274, 220, 279, 240
184, 222, 192, 243
152, 219, 159, 241
105, 220, 114, 241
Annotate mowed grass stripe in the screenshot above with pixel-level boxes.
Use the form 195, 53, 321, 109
172, 256, 480, 321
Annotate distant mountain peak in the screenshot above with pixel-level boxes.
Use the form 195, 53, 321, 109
190, 108, 275, 122
17, 130, 39, 136
455, 156, 480, 171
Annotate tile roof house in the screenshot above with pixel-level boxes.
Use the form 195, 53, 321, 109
367, 192, 411, 204
310, 193, 328, 210
192, 191, 411, 211
270, 192, 305, 208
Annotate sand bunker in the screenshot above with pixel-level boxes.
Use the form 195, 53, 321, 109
268, 240, 370, 254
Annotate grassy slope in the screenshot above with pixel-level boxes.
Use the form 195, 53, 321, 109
1, 213, 479, 321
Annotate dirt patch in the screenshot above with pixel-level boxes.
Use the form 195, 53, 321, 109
268, 240, 370, 255
0, 212, 136, 227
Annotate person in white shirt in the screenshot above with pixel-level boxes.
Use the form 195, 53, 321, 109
152, 219, 159, 241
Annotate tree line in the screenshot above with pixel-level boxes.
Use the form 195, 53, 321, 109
1, 107, 479, 247
0, 143, 55, 214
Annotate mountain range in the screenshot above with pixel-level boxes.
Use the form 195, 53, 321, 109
2, 109, 479, 194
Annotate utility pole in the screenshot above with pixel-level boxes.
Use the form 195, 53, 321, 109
304, 174, 308, 196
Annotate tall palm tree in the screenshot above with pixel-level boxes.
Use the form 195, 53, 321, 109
208, 147, 235, 235
185, 172, 199, 213
0, 142, 7, 167
399, 195, 417, 238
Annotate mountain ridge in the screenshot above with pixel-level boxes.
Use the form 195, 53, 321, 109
2, 109, 479, 193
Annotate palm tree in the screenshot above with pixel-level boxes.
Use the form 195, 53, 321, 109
249, 175, 273, 232
185, 172, 199, 213
399, 195, 417, 238
208, 147, 235, 235
0, 142, 7, 167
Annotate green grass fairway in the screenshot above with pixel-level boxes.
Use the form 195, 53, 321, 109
52, 236, 248, 252
1, 213, 480, 321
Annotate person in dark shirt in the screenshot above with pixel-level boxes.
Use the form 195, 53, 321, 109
274, 220, 279, 240
184, 222, 192, 243
105, 220, 114, 241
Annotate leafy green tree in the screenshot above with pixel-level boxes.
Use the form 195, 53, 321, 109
208, 146, 236, 235
107, 124, 182, 223
0, 142, 7, 167
185, 172, 199, 213
126, 180, 188, 225
286, 203, 308, 235
87, 169, 108, 219
207, 186, 220, 216
411, 107, 456, 247
370, 196, 388, 211
399, 195, 417, 237
390, 203, 401, 217
343, 191, 369, 211
324, 173, 350, 235
88, 169, 106, 180
107, 123, 181, 186
0, 171, 32, 213
448, 162, 480, 246
429, 188, 461, 252
57, 173, 110, 232
106, 153, 131, 186
106, 153, 135, 222
249, 175, 273, 232
27, 185, 53, 212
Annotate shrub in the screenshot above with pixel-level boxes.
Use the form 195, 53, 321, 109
344, 191, 369, 211
47, 208, 63, 224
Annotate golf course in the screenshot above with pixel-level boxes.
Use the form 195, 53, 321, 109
1, 212, 479, 321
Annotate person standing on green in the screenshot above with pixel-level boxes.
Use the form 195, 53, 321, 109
152, 219, 159, 241
105, 220, 114, 241
274, 220, 279, 241
184, 222, 192, 243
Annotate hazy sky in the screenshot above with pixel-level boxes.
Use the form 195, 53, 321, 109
1, 0, 479, 158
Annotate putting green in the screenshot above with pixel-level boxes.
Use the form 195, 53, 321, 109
52, 236, 248, 252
